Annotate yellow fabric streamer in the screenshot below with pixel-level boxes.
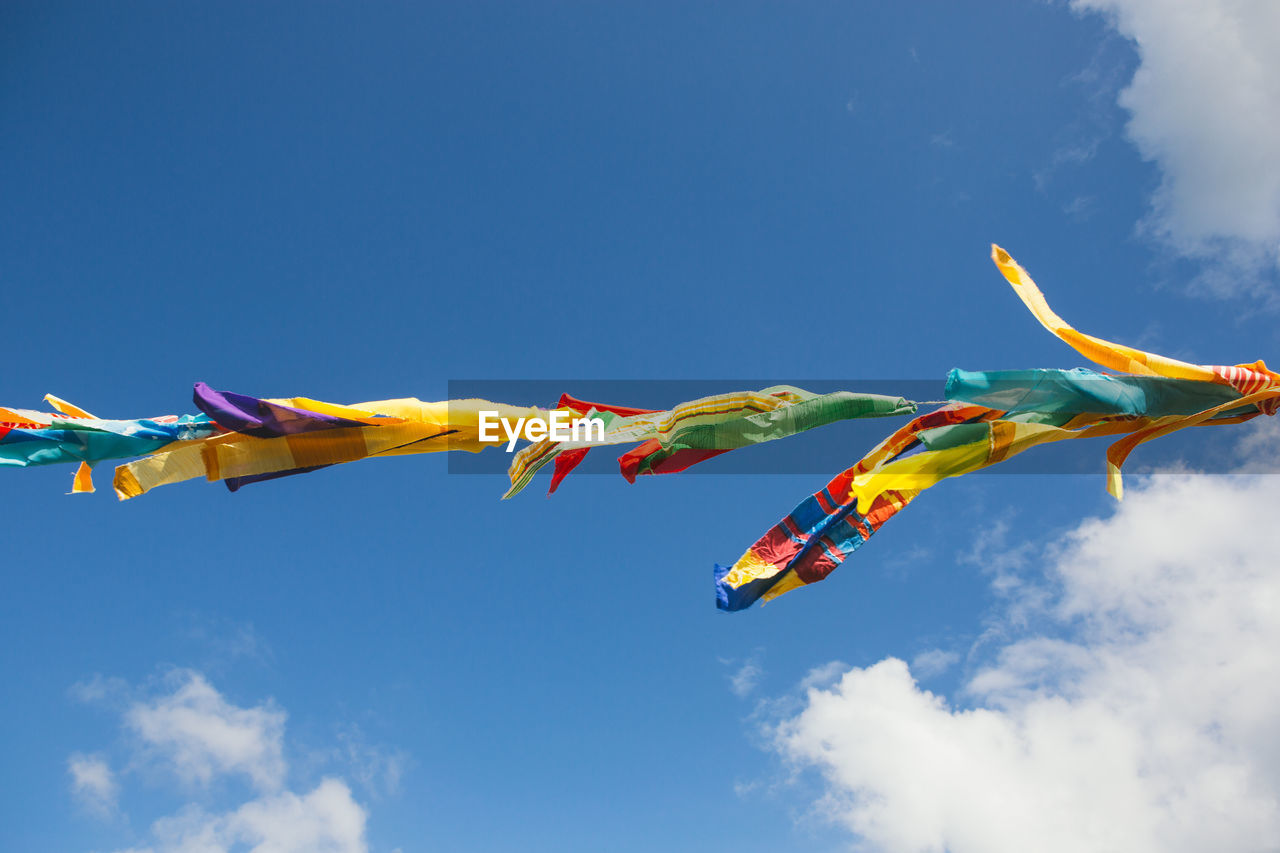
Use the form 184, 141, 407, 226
42, 395, 98, 493
992, 244, 1280, 390
44, 394, 97, 419
113, 397, 544, 500
71, 461, 95, 494
848, 415, 1148, 514
992, 244, 1280, 499
1102, 386, 1280, 499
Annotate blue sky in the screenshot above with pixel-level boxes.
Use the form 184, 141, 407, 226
5, 2, 1280, 851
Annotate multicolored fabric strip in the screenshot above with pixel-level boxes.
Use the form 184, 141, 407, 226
615, 390, 919, 483
504, 387, 917, 498
190, 382, 409, 490
113, 386, 547, 500
717, 384, 1269, 611
548, 393, 762, 492
945, 368, 1254, 419
545, 394, 662, 495
505, 387, 806, 498
716, 405, 997, 611
618, 441, 728, 482
992, 244, 1280, 411
718, 248, 1280, 611
193, 382, 381, 437
991, 244, 1280, 494
0, 396, 219, 493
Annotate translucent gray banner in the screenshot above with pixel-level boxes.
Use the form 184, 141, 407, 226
445, 379, 1265, 477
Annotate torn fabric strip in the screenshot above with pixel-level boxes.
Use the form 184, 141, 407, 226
505, 387, 916, 498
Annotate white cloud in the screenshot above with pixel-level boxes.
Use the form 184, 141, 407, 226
908, 649, 959, 679
68, 753, 118, 817
72, 671, 376, 853
183, 615, 275, 668
798, 660, 850, 692
730, 658, 764, 699
1073, 0, 1280, 285
70, 674, 130, 705
127, 670, 286, 792
1226, 415, 1280, 472
1063, 194, 1097, 221
130, 779, 367, 853
770, 472, 1280, 852
336, 725, 408, 798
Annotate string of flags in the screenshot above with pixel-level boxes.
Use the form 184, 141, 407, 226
5, 246, 1276, 610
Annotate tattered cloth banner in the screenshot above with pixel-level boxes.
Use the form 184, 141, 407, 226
717, 379, 1274, 611
5, 244, 1278, 614
114, 385, 547, 499
989, 245, 1280, 497
503, 387, 917, 498
716, 248, 1280, 610
715, 403, 998, 611
0, 395, 218, 494
538, 392, 809, 495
